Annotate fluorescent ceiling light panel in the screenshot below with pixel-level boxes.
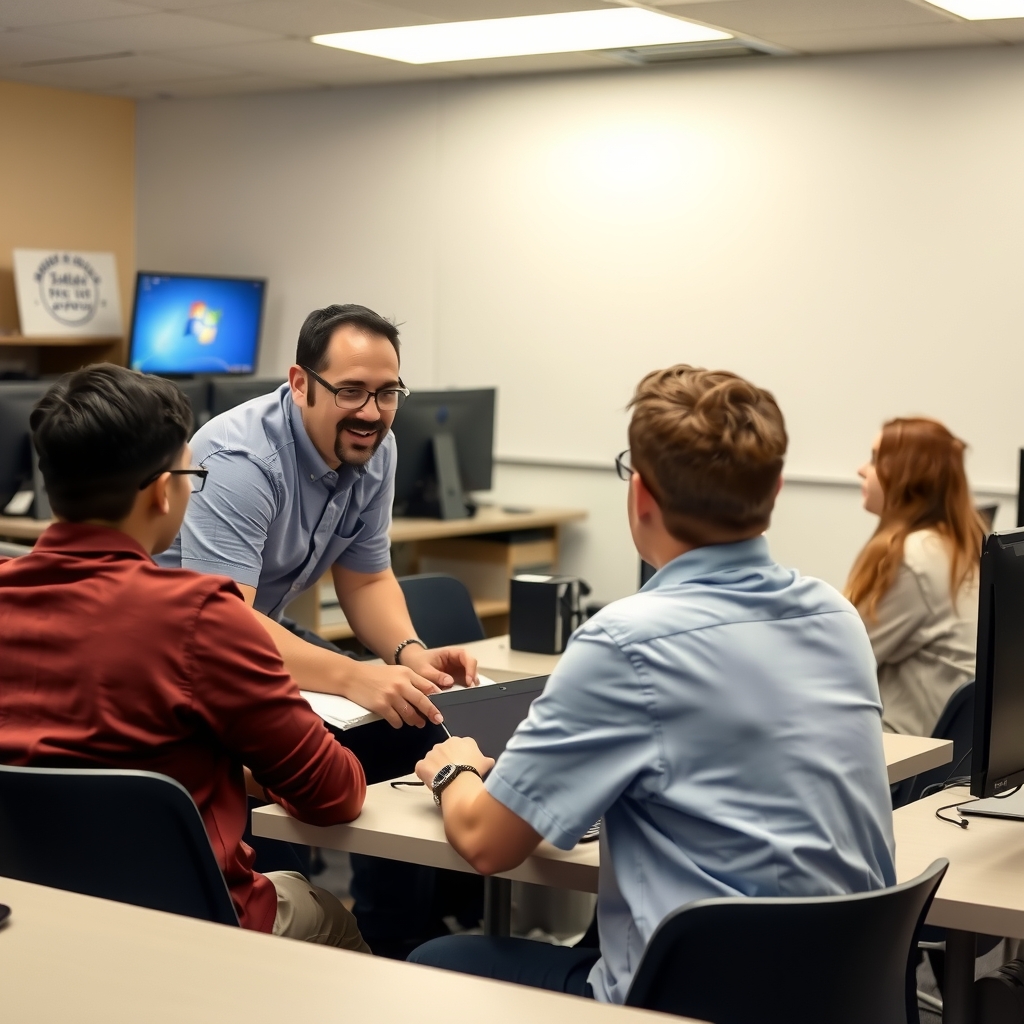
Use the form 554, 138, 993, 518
922, 0, 1024, 18
311, 9, 731, 64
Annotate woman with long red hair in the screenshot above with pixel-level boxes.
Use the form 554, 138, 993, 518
846, 417, 985, 736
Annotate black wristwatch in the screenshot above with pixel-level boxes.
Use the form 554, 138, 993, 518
431, 764, 482, 805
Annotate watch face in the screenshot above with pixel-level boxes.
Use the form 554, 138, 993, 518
432, 765, 454, 789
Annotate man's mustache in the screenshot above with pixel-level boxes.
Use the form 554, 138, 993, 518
337, 417, 386, 438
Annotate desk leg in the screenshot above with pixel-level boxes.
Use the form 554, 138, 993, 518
943, 929, 976, 1024
483, 877, 512, 937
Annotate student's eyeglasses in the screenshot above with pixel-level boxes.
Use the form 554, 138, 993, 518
615, 449, 633, 482
302, 366, 410, 413
138, 467, 209, 493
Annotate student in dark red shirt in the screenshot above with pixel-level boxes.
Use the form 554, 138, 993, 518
0, 364, 368, 947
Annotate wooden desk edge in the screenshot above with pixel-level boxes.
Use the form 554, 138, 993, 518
251, 804, 599, 893
884, 737, 954, 784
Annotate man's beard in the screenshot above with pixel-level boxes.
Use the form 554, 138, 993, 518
335, 415, 387, 466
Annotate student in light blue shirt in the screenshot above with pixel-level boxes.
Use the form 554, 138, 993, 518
408, 364, 896, 1003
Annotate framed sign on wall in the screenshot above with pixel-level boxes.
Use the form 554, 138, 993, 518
13, 249, 123, 337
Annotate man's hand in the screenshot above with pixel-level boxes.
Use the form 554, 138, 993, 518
414, 736, 495, 786
342, 662, 449, 730
399, 644, 480, 689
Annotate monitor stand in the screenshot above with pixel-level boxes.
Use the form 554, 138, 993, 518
406, 434, 471, 520
961, 786, 1024, 821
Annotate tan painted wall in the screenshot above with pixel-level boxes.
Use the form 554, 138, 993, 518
0, 80, 134, 360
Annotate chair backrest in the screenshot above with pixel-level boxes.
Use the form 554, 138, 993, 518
892, 679, 975, 808
397, 573, 486, 648
0, 765, 239, 926
625, 859, 948, 1024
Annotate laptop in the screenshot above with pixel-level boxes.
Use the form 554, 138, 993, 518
429, 675, 548, 760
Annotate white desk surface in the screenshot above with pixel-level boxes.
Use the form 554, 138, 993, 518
894, 786, 1024, 940
0, 876, 695, 1024
253, 776, 601, 894
882, 733, 952, 785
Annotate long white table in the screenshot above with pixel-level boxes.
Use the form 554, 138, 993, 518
894, 787, 1024, 1024
0, 876, 694, 1024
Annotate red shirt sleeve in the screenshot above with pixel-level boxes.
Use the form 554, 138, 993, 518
187, 581, 365, 824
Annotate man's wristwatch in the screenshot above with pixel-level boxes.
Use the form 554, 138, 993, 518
394, 637, 427, 665
431, 764, 482, 805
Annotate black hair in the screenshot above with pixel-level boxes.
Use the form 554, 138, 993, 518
31, 363, 193, 522
296, 304, 400, 405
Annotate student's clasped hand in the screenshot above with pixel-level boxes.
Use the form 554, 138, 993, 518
414, 737, 495, 787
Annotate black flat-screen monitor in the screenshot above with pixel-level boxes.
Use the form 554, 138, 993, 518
972, 527, 1024, 798
128, 272, 266, 377
391, 388, 496, 520
0, 382, 50, 514
208, 378, 286, 418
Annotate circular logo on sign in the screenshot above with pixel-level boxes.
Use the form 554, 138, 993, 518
35, 252, 101, 327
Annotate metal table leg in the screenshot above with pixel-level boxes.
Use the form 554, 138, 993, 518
483, 877, 512, 936
943, 929, 977, 1024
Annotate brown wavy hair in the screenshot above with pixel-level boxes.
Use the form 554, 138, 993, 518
628, 365, 787, 545
846, 417, 984, 621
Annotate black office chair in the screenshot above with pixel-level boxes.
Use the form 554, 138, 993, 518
623, 859, 948, 1024
0, 765, 239, 926
397, 573, 486, 648
891, 679, 974, 809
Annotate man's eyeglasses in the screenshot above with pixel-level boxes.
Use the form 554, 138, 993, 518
615, 449, 633, 482
302, 366, 410, 413
139, 467, 209, 492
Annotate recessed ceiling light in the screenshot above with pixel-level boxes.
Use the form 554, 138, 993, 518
922, 0, 1024, 18
311, 8, 731, 65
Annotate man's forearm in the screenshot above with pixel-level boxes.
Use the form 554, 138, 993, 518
337, 571, 418, 662
252, 609, 358, 695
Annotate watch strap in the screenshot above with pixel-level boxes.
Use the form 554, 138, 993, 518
432, 763, 482, 805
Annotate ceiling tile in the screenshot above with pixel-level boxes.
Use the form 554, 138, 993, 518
0, 51, 236, 88
376, 0, 609, 19
0, 0, 151, 29
0, 30, 108, 67
658, 0, 955, 38
109, 71, 317, 97
28, 11, 280, 50
773, 20, 999, 52
187, 1, 437, 36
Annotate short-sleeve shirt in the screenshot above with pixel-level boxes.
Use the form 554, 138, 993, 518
486, 537, 897, 1004
158, 384, 395, 617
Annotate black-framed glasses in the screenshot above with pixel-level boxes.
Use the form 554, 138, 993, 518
615, 449, 633, 481
302, 366, 410, 413
139, 467, 208, 492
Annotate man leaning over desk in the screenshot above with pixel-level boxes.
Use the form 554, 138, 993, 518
158, 303, 479, 781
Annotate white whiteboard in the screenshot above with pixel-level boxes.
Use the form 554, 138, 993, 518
137, 47, 1024, 490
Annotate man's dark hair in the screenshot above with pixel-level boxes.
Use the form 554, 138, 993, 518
296, 304, 400, 404
31, 363, 193, 523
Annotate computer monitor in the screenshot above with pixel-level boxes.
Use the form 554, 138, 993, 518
390, 388, 496, 520
128, 273, 266, 376
208, 378, 286, 418
971, 527, 1024, 798
0, 382, 50, 516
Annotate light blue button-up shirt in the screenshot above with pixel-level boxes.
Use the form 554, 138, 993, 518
486, 537, 896, 1004
158, 384, 394, 618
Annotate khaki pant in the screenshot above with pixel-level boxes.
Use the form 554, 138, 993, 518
266, 870, 370, 952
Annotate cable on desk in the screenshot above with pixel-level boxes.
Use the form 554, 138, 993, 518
933, 782, 1023, 829
390, 780, 425, 790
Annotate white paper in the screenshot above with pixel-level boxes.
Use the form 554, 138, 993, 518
13, 249, 123, 337
301, 673, 500, 731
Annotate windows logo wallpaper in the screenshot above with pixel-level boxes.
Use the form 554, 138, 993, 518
130, 275, 265, 375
